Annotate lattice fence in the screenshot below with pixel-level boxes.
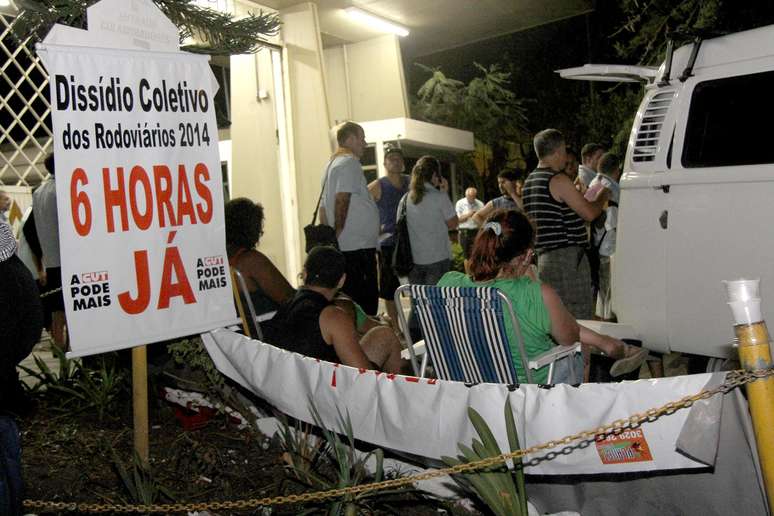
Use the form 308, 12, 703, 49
0, 13, 52, 187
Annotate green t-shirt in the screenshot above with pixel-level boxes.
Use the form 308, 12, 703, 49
437, 271, 553, 383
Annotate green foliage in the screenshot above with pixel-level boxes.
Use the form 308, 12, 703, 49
576, 86, 643, 158
108, 447, 176, 506
413, 63, 530, 179
442, 402, 528, 516
414, 63, 528, 146
13, 0, 280, 55
19, 348, 128, 420
279, 404, 418, 515
451, 241, 465, 273
614, 0, 774, 65
167, 337, 226, 392
167, 336, 264, 435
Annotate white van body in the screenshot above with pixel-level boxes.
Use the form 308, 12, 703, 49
559, 25, 774, 359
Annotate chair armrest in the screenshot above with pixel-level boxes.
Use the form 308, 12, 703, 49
400, 340, 426, 360
528, 343, 581, 370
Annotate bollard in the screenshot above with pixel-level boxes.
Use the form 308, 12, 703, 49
725, 279, 774, 514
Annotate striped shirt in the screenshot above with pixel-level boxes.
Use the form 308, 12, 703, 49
0, 221, 16, 262
523, 168, 587, 252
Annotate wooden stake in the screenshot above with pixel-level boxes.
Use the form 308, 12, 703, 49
132, 345, 149, 467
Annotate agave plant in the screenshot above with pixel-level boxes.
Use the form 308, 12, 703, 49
279, 403, 421, 516
442, 400, 528, 516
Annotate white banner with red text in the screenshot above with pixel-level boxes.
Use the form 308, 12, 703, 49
203, 329, 727, 475
38, 43, 236, 357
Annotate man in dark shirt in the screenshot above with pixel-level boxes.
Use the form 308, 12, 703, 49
0, 223, 43, 416
263, 246, 409, 374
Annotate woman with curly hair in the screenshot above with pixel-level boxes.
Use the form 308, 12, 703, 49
225, 198, 295, 317
438, 208, 648, 383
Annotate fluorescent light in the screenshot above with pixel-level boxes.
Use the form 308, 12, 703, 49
344, 7, 409, 37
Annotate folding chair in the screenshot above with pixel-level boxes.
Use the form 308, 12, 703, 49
395, 284, 579, 384
231, 268, 263, 340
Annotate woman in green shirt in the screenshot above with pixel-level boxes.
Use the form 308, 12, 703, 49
438, 208, 647, 383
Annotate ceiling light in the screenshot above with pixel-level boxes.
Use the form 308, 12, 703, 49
344, 7, 409, 37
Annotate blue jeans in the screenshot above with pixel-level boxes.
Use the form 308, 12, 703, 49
408, 259, 451, 286
549, 353, 584, 384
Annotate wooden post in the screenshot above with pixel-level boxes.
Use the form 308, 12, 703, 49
132, 345, 149, 467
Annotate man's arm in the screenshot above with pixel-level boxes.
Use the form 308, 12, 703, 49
367, 179, 382, 202
541, 283, 580, 346
472, 201, 495, 226
502, 183, 523, 209
320, 306, 376, 369
456, 201, 476, 223
549, 173, 605, 222
334, 192, 351, 238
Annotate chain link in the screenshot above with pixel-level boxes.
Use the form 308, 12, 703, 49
39, 286, 62, 298
23, 368, 773, 513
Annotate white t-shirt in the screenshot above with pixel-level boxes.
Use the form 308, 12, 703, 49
320, 154, 379, 252
32, 178, 61, 268
455, 197, 484, 230
589, 173, 620, 257
401, 183, 456, 265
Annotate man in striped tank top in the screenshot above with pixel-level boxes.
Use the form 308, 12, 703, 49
522, 129, 607, 321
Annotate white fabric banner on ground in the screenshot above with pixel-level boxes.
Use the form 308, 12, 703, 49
38, 20, 235, 357
203, 329, 720, 475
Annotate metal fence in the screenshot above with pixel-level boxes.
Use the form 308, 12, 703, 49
1, 13, 52, 187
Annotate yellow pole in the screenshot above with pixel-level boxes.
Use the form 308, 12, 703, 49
734, 321, 774, 514
132, 345, 149, 467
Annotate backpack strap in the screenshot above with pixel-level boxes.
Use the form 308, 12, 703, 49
311, 159, 335, 225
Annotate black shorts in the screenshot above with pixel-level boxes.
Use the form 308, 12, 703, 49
458, 228, 478, 259
377, 246, 401, 300
41, 267, 65, 313
341, 249, 378, 316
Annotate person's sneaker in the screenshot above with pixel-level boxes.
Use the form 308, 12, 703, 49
609, 346, 649, 377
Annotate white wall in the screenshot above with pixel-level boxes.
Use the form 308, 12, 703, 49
229, 1, 291, 278
324, 34, 409, 124
280, 2, 332, 275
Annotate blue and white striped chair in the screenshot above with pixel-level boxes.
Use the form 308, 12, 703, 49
395, 284, 579, 384
395, 284, 532, 384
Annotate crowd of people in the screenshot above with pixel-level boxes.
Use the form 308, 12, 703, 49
227, 121, 645, 383
1, 120, 643, 414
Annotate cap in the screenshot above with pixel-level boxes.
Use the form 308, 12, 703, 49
384, 144, 403, 158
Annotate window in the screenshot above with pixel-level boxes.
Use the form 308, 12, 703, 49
683, 70, 774, 167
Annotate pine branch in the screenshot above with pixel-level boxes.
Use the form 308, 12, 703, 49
12, 0, 280, 56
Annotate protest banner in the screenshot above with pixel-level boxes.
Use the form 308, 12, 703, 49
37, 0, 238, 359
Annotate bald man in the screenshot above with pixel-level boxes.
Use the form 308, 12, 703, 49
455, 187, 484, 273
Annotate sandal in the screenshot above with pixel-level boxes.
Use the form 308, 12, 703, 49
609, 346, 649, 377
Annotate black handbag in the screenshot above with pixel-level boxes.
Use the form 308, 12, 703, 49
304, 160, 339, 253
391, 194, 413, 276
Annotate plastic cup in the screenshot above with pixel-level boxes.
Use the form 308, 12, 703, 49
727, 298, 763, 325
723, 278, 760, 303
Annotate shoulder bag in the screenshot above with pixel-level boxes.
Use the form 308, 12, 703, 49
304, 160, 339, 253
391, 194, 414, 276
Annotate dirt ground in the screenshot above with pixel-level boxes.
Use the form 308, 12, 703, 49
15, 345, 459, 515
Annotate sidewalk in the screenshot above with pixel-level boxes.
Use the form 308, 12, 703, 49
17, 331, 63, 387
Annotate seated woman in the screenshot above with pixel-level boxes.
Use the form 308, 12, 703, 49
438, 208, 648, 383
263, 246, 409, 374
225, 198, 295, 318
